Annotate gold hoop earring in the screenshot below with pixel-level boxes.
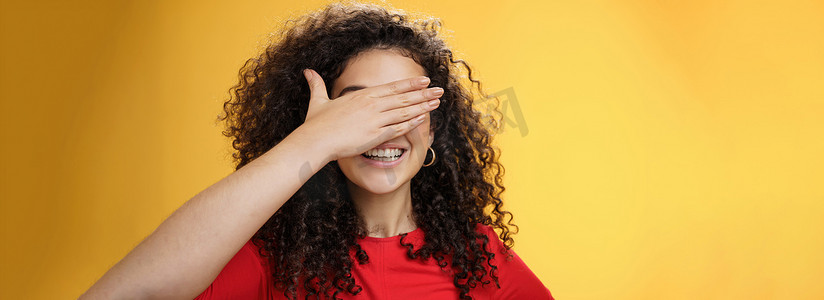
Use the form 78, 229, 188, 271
422, 147, 436, 167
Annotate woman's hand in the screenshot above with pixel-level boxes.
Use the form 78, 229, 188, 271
300, 69, 442, 162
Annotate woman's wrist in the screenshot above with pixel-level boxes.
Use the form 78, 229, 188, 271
261, 125, 335, 172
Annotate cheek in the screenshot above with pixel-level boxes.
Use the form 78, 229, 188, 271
336, 158, 354, 175
336, 157, 369, 185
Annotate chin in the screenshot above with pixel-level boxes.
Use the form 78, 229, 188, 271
338, 152, 425, 195
344, 168, 409, 194
351, 179, 402, 195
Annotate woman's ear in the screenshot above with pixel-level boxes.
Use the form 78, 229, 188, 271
428, 128, 434, 147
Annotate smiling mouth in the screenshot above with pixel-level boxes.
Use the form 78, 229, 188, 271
361, 148, 406, 162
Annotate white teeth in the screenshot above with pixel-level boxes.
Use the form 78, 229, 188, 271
363, 148, 404, 158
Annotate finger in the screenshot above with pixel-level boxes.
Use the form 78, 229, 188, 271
382, 114, 427, 140
304, 69, 329, 120
379, 86, 443, 112
380, 98, 439, 126
304, 69, 330, 101
371, 76, 431, 98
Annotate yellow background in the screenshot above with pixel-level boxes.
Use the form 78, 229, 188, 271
1, 0, 823, 299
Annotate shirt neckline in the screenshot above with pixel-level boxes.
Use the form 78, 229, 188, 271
358, 227, 424, 243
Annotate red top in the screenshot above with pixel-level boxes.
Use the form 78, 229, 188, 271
195, 225, 554, 299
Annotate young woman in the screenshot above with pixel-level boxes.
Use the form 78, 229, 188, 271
82, 3, 553, 300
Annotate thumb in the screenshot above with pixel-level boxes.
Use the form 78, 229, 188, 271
303, 69, 329, 122
303, 69, 330, 121
304, 69, 329, 102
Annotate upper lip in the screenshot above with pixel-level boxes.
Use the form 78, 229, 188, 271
367, 143, 408, 151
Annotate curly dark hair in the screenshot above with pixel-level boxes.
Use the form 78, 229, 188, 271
217, 2, 517, 299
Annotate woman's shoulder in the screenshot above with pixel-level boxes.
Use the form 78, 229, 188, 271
472, 223, 508, 252
469, 223, 555, 300
194, 239, 273, 299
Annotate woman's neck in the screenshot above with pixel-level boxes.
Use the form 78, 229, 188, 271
346, 180, 416, 238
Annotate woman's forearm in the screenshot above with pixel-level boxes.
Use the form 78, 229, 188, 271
80, 126, 331, 299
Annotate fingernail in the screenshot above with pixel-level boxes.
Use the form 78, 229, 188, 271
432, 87, 444, 97
428, 99, 440, 107
304, 69, 312, 80
418, 77, 430, 85
414, 115, 426, 123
